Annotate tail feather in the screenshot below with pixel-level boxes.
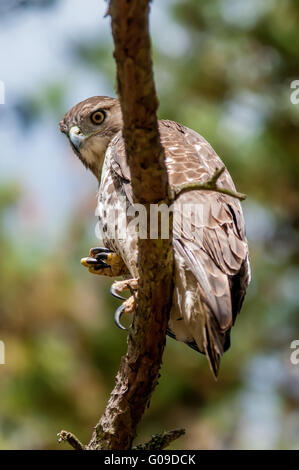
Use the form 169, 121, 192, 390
202, 309, 232, 378
203, 320, 222, 378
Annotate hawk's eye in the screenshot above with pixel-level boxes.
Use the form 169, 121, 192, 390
90, 110, 106, 125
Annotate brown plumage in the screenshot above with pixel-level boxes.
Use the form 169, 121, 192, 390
60, 96, 251, 377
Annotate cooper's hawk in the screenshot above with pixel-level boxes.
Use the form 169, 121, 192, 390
60, 96, 250, 377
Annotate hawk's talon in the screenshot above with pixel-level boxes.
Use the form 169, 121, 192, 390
89, 247, 111, 257
114, 295, 136, 331
111, 279, 138, 331
114, 304, 127, 330
81, 247, 129, 277
94, 261, 110, 270
110, 284, 126, 300
95, 252, 109, 261
81, 257, 111, 269
83, 257, 98, 265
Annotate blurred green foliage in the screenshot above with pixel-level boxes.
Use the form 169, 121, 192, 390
0, 0, 298, 449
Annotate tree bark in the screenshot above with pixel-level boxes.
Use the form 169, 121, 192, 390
87, 0, 173, 450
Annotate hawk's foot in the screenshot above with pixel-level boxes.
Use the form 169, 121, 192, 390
110, 278, 139, 299
80, 247, 128, 277
111, 279, 139, 330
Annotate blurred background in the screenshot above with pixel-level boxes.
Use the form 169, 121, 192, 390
0, 0, 298, 450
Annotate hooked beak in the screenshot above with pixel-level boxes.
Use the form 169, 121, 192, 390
69, 125, 85, 152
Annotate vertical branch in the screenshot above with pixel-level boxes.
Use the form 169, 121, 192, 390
87, 0, 173, 450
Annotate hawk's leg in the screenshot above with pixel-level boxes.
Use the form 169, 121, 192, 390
111, 279, 139, 330
81, 247, 129, 277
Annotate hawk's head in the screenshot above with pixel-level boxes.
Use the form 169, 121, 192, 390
59, 96, 122, 179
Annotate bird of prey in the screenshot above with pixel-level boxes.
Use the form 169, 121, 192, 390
60, 96, 250, 377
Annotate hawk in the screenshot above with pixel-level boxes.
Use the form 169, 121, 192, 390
60, 96, 250, 377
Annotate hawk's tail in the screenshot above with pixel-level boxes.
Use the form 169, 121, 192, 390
198, 305, 231, 378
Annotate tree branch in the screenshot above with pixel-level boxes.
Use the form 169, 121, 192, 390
86, 0, 173, 450
57, 430, 85, 450
133, 429, 186, 451
172, 166, 247, 201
